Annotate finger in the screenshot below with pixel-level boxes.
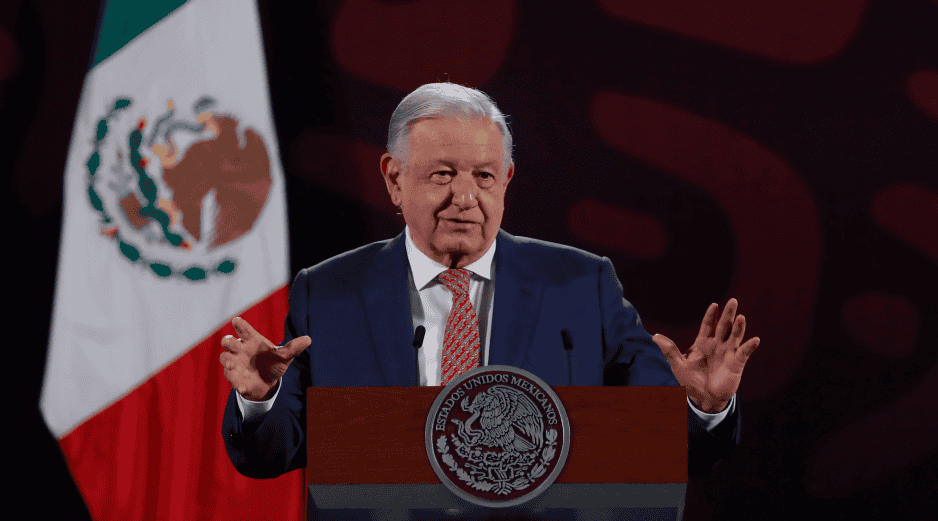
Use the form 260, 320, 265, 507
737, 337, 760, 364
730, 314, 746, 345
715, 298, 738, 341
652, 334, 683, 364
279, 335, 312, 359
220, 350, 242, 370
220, 355, 238, 385
232, 316, 258, 341
221, 334, 240, 354
698, 303, 719, 338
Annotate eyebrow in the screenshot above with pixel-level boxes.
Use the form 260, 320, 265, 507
434, 160, 497, 170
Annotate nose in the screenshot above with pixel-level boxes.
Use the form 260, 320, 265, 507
450, 174, 479, 209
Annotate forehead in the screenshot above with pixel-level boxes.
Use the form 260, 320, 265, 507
407, 117, 505, 166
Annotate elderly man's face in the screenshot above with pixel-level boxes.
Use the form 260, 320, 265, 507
381, 117, 513, 268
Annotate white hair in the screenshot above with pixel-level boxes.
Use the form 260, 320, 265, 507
387, 82, 513, 171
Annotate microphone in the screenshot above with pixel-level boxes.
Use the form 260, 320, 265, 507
413, 325, 426, 349
561, 329, 574, 385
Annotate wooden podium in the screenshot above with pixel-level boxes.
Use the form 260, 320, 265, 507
307, 386, 687, 517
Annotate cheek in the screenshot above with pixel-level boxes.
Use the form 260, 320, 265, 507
402, 189, 431, 212
479, 192, 505, 220
410, 185, 447, 210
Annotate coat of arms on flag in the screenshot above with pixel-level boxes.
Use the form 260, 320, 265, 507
87, 94, 272, 279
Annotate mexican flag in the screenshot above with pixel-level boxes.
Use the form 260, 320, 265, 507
40, 0, 302, 518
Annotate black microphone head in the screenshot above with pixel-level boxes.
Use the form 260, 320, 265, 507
561, 329, 573, 351
413, 325, 426, 348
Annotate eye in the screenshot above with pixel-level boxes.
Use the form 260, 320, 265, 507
430, 171, 452, 184
477, 171, 496, 187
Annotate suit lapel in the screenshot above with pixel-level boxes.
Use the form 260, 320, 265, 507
488, 230, 545, 368
361, 232, 418, 386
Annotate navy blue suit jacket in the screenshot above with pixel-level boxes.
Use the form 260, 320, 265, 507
223, 230, 740, 478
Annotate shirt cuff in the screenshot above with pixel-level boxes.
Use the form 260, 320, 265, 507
235, 378, 281, 421
687, 394, 736, 432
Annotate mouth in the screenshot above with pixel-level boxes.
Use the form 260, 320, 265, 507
441, 218, 481, 225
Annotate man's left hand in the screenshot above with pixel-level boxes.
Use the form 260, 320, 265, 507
652, 298, 760, 413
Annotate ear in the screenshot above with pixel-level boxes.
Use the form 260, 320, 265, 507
381, 153, 403, 207
504, 162, 514, 186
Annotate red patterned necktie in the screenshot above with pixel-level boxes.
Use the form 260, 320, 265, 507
438, 268, 481, 386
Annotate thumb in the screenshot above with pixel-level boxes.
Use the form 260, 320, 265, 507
278, 335, 311, 359
652, 333, 682, 363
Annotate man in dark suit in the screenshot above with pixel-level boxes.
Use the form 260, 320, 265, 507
220, 83, 759, 481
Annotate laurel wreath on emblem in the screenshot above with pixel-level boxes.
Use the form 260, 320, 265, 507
85, 98, 237, 281
436, 428, 559, 496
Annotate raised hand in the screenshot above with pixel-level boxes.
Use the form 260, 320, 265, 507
219, 317, 311, 401
652, 298, 760, 413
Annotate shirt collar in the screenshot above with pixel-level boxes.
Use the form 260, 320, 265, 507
404, 225, 495, 290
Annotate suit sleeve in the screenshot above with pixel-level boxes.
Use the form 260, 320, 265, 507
222, 270, 313, 478
597, 257, 740, 476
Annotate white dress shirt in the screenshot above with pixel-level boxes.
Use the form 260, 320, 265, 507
403, 225, 496, 386
237, 226, 735, 428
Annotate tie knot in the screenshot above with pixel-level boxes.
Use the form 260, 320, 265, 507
439, 269, 471, 295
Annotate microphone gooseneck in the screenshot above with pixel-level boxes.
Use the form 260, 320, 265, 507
561, 329, 574, 385
413, 325, 426, 349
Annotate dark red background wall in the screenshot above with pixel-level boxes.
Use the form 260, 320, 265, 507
5, 1, 936, 519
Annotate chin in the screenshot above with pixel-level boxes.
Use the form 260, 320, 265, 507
434, 236, 483, 257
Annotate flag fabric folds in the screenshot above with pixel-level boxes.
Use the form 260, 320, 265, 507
40, 0, 302, 518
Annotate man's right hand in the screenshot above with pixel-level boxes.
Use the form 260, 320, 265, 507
219, 317, 311, 401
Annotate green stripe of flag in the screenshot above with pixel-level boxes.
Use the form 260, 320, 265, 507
92, 0, 189, 67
